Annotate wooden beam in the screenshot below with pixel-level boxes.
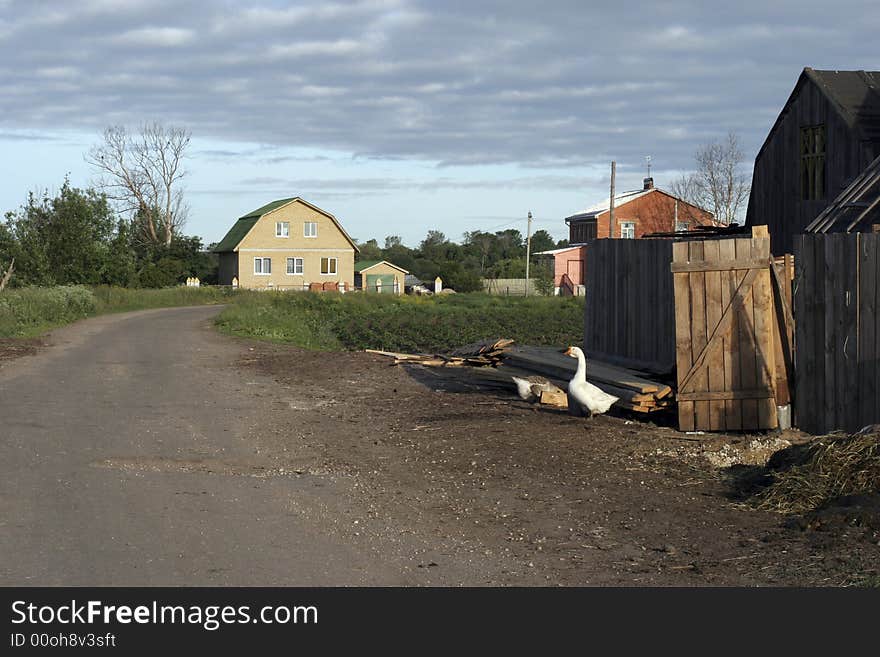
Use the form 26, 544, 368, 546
671, 258, 771, 273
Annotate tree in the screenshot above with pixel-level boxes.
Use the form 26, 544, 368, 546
355, 238, 382, 261
670, 132, 751, 226
87, 122, 191, 247
529, 229, 555, 256
384, 235, 402, 249
4, 179, 115, 286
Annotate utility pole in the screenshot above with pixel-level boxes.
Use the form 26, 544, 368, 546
609, 161, 616, 238
524, 211, 533, 297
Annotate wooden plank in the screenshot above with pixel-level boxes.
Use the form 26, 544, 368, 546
719, 238, 741, 430
859, 234, 878, 428
841, 233, 860, 432
689, 240, 710, 430
672, 241, 694, 431
752, 238, 778, 429
770, 260, 794, 405
793, 236, 812, 432
702, 239, 725, 430
823, 235, 839, 431
678, 389, 779, 402
736, 238, 759, 429
671, 258, 772, 273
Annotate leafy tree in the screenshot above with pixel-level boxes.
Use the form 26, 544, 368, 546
529, 229, 555, 255
355, 238, 383, 262
4, 179, 114, 286
384, 235, 402, 249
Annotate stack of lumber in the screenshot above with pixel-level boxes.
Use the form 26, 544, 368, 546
500, 346, 674, 413
366, 338, 514, 367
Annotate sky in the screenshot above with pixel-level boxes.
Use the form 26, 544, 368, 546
1, 0, 879, 247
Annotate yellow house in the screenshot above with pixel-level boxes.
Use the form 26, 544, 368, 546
354, 260, 408, 294
215, 198, 358, 290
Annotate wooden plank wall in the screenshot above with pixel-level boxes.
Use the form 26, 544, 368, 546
672, 235, 779, 431
584, 239, 675, 373
794, 233, 880, 434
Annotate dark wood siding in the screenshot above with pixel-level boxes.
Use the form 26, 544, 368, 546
747, 77, 877, 255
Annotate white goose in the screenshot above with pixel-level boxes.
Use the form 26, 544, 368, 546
511, 375, 563, 402
564, 346, 618, 417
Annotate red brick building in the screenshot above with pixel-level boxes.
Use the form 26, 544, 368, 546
565, 177, 715, 243
537, 178, 715, 295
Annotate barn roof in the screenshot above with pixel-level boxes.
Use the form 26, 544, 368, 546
214, 197, 359, 253
755, 68, 880, 162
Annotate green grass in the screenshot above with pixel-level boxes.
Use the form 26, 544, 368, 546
0, 285, 237, 338
215, 291, 585, 352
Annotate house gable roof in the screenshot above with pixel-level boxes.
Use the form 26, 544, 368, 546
214, 197, 359, 253
755, 67, 880, 163
355, 259, 409, 274
565, 187, 712, 223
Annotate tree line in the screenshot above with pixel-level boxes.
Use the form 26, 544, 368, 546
354, 228, 566, 293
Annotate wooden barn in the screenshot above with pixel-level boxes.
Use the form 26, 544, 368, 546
746, 68, 880, 255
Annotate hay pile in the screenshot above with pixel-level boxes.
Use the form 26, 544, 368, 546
755, 429, 880, 513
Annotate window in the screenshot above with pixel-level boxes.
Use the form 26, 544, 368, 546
320, 257, 337, 275
286, 257, 304, 275
304, 221, 317, 238
801, 125, 825, 200
620, 221, 635, 239
275, 221, 289, 237
254, 257, 271, 275
675, 220, 690, 232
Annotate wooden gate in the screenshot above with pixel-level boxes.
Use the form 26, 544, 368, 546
672, 234, 782, 431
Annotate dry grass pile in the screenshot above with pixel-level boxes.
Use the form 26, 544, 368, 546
755, 429, 880, 513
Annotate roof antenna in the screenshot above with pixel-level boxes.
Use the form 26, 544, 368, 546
645, 155, 652, 179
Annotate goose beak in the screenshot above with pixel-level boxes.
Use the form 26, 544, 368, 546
563, 347, 572, 356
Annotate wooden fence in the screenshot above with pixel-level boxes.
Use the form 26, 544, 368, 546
671, 234, 788, 432
584, 239, 675, 373
793, 233, 880, 434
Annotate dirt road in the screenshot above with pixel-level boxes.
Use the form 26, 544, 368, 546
1, 307, 876, 585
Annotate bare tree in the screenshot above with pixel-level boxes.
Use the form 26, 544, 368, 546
670, 132, 751, 226
86, 123, 191, 246
0, 258, 13, 292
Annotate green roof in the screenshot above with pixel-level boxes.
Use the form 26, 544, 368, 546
213, 198, 295, 252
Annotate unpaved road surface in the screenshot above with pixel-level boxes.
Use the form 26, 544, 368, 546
1, 307, 878, 585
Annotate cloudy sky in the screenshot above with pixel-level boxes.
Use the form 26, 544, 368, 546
1, 0, 878, 246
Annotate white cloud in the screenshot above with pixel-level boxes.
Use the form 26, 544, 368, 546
111, 27, 195, 47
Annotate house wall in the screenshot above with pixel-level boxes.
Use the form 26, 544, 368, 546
746, 76, 880, 255
551, 246, 588, 286
592, 191, 715, 239
218, 252, 238, 285
234, 200, 355, 290
357, 263, 405, 294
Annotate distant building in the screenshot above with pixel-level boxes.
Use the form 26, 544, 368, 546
354, 260, 407, 294
745, 67, 880, 255
214, 197, 357, 291
533, 245, 588, 295
565, 177, 715, 245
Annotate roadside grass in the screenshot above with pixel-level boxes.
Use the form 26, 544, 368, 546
215, 291, 584, 352
0, 285, 237, 338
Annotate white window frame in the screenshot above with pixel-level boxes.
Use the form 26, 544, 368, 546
620, 221, 635, 239
304, 221, 317, 238
286, 257, 304, 275
275, 221, 289, 238
675, 220, 690, 233
254, 257, 271, 275
320, 257, 337, 275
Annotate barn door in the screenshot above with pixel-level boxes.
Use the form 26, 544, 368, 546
672, 235, 778, 431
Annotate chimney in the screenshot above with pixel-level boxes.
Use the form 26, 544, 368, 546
643, 177, 654, 190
